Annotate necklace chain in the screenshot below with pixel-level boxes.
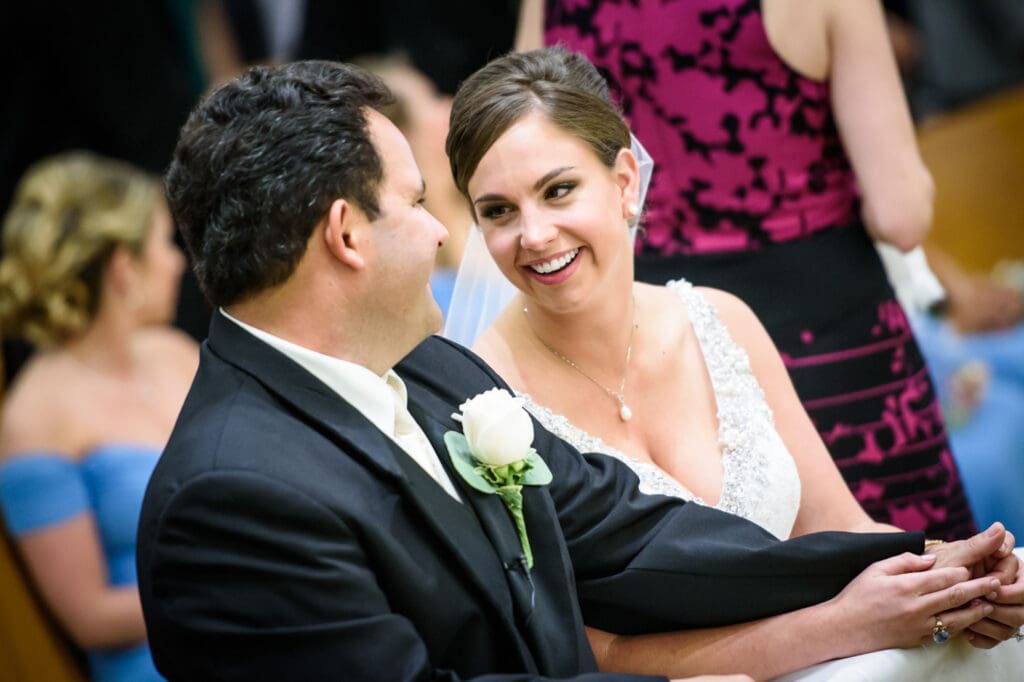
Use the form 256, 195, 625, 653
522, 299, 636, 422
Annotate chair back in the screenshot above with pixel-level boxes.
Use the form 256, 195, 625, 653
917, 86, 1024, 272
0, 514, 88, 680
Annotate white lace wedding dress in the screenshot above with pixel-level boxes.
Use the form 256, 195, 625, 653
522, 279, 802, 539
519, 279, 1024, 680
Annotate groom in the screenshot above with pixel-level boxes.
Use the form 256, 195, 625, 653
137, 61, 1003, 681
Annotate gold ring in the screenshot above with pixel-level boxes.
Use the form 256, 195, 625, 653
932, 617, 950, 644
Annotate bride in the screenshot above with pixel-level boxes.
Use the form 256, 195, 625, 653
443, 46, 1024, 679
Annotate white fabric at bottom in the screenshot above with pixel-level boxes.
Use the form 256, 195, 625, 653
772, 549, 1024, 681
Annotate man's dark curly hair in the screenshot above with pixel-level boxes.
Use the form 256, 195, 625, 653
166, 60, 394, 307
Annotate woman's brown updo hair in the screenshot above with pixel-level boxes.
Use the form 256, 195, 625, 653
446, 46, 631, 206
0, 152, 161, 347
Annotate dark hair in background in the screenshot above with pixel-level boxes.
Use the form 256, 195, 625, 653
221, 0, 518, 97
166, 60, 393, 307
446, 46, 631, 207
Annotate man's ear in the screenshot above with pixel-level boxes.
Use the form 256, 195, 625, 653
323, 198, 366, 270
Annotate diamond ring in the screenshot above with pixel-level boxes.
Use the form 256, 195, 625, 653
932, 617, 950, 644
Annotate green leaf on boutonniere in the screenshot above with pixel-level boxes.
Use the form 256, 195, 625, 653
522, 451, 552, 486
443, 430, 552, 569
444, 431, 499, 494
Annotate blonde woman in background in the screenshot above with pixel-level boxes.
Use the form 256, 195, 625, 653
0, 152, 197, 682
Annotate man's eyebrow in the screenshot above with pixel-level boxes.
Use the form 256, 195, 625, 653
473, 166, 575, 206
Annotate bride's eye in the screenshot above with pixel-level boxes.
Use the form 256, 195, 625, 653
479, 204, 511, 221
545, 182, 576, 200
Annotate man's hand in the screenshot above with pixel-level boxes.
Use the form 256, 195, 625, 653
829, 552, 998, 650
672, 676, 753, 682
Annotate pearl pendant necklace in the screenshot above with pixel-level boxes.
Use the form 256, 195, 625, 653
523, 300, 636, 422
615, 396, 633, 422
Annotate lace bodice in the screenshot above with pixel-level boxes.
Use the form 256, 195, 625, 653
521, 280, 802, 539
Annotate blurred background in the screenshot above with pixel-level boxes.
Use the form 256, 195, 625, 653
2, 1, 1022, 346
0, 2, 1021, 678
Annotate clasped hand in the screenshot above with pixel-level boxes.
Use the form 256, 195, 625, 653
831, 522, 1023, 651
925, 522, 1024, 647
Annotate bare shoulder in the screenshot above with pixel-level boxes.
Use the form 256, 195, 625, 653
819, 0, 895, 62
638, 281, 680, 307
629, 283, 695, 371
471, 318, 528, 390
135, 328, 200, 373
822, 0, 885, 28
694, 286, 759, 326
761, 0, 830, 81
762, 0, 840, 35
0, 355, 79, 458
135, 327, 199, 357
693, 286, 773, 350
637, 281, 689, 327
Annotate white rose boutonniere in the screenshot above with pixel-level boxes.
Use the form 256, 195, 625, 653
446, 388, 552, 569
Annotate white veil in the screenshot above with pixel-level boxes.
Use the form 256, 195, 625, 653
443, 135, 655, 347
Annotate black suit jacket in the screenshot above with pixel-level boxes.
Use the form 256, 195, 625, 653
137, 313, 922, 681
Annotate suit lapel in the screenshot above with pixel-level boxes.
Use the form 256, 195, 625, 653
407, 385, 539, 628
207, 313, 409, 482
207, 314, 532, 661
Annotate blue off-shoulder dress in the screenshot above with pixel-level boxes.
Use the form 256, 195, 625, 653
0, 445, 164, 682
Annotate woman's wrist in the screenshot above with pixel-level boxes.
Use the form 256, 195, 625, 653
816, 597, 878, 658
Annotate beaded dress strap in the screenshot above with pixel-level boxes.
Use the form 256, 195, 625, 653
667, 279, 777, 523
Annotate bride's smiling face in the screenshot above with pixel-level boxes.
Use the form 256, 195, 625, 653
467, 112, 638, 314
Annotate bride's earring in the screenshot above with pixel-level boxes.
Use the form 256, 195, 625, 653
625, 202, 640, 229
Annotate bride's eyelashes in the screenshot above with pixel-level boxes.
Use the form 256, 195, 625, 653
478, 203, 512, 222
544, 180, 577, 201
477, 179, 580, 224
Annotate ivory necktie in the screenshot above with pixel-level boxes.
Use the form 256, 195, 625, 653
386, 376, 461, 501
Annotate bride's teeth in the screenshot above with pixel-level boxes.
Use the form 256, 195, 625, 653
530, 248, 579, 274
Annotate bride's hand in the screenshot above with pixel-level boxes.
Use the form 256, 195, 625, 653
965, 553, 1024, 648
828, 552, 1000, 650
671, 677, 753, 682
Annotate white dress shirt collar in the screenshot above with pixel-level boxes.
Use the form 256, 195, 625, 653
219, 309, 461, 501
219, 308, 398, 436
